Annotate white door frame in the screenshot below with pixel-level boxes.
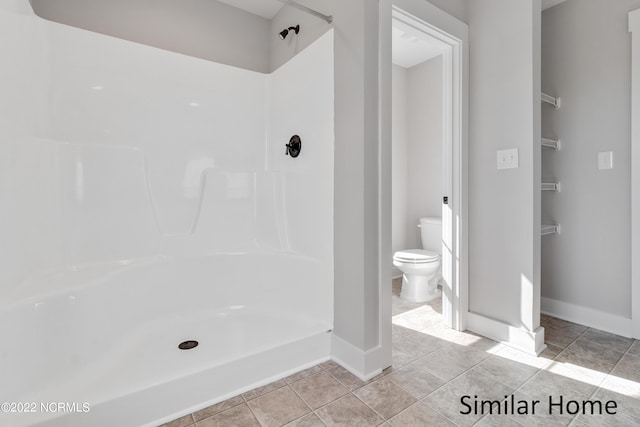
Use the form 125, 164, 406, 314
379, 0, 469, 367
629, 9, 640, 339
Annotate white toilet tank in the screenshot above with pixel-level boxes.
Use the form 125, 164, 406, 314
419, 217, 442, 253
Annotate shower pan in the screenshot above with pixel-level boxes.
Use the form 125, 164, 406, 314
0, 2, 334, 426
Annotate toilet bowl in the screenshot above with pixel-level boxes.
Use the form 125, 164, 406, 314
393, 250, 441, 302
393, 217, 442, 303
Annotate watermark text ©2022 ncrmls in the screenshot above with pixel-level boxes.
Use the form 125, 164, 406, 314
1, 402, 90, 414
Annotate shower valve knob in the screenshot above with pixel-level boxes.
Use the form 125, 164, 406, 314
285, 135, 302, 158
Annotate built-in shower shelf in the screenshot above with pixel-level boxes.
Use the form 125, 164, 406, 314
541, 182, 560, 192
541, 224, 561, 236
541, 137, 561, 150
541, 92, 561, 108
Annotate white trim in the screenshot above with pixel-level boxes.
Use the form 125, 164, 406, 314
541, 297, 633, 338
628, 8, 640, 339
379, 0, 394, 371
330, 334, 383, 381
467, 312, 546, 356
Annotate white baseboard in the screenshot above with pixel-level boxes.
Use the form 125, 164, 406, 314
330, 334, 383, 381
541, 297, 633, 338
467, 312, 546, 355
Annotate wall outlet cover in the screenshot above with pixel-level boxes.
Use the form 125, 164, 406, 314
497, 148, 519, 170
598, 151, 613, 170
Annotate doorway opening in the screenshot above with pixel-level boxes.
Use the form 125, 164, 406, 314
379, 3, 469, 368
391, 17, 448, 309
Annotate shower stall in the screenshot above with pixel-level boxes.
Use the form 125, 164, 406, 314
0, 1, 334, 425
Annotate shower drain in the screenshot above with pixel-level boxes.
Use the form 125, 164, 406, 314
178, 340, 199, 350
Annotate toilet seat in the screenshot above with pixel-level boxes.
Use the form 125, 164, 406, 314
393, 249, 439, 264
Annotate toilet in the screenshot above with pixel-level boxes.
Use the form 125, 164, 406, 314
393, 217, 442, 302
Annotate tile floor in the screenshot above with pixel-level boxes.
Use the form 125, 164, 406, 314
161, 279, 640, 426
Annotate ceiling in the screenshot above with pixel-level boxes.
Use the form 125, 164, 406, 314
392, 24, 447, 69
221, 0, 568, 20
216, 0, 284, 19
218, 0, 569, 22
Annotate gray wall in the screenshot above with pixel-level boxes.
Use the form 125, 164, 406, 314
541, 0, 640, 317
422, 0, 467, 24
29, 0, 271, 73
468, 0, 542, 330
392, 56, 444, 262
407, 55, 443, 246
392, 64, 409, 258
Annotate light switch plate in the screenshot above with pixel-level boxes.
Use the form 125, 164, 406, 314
497, 148, 519, 170
598, 151, 613, 170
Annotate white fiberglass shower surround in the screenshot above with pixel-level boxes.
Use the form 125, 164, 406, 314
0, 1, 334, 426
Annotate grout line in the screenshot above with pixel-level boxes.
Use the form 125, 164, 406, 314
286, 378, 316, 413
420, 400, 461, 427
243, 398, 263, 427
349, 388, 390, 422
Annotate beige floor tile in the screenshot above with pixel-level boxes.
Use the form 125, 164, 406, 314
419, 322, 468, 342
392, 332, 447, 367
391, 351, 413, 369
555, 339, 624, 374
160, 414, 194, 427
573, 411, 639, 427
473, 355, 540, 389
610, 353, 640, 383
541, 316, 588, 349
579, 329, 634, 354
195, 404, 259, 427
354, 377, 417, 420
285, 413, 327, 427
445, 331, 504, 353
386, 362, 446, 399
326, 364, 372, 391
474, 413, 525, 426
392, 298, 423, 317
494, 345, 556, 370
290, 371, 349, 409
285, 365, 325, 384
592, 378, 640, 425
315, 394, 384, 427
317, 360, 342, 371
599, 372, 640, 398
392, 305, 442, 331
411, 329, 453, 350
412, 343, 490, 381
392, 324, 419, 342
519, 368, 595, 400
247, 386, 311, 427
193, 395, 244, 422
242, 379, 287, 401
388, 402, 455, 426
540, 343, 564, 359
422, 369, 513, 427
627, 340, 640, 357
